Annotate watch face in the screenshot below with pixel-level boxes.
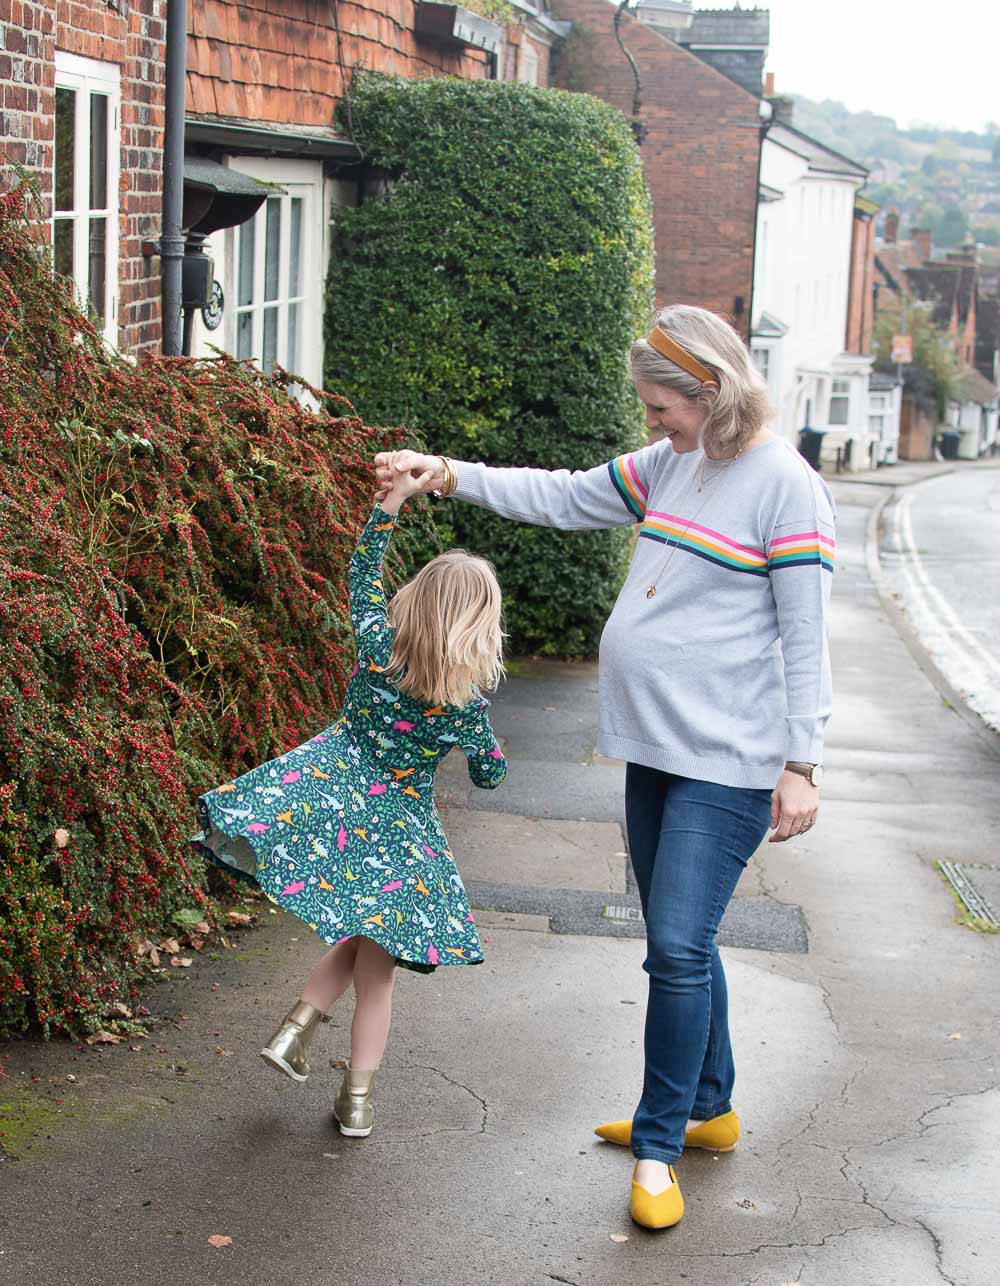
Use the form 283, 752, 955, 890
810, 764, 824, 786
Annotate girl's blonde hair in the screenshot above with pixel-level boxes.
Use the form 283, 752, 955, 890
630, 304, 773, 457
384, 550, 505, 707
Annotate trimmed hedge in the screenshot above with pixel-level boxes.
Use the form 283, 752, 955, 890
325, 75, 654, 655
0, 183, 421, 1037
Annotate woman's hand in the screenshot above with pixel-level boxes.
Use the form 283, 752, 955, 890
374, 450, 446, 503
769, 770, 819, 843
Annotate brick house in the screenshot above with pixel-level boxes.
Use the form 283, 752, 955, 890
2, 0, 167, 355
1, 0, 564, 367
549, 0, 766, 337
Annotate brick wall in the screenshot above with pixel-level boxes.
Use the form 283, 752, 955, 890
846, 210, 875, 355
550, 0, 762, 337
1, 0, 165, 356
186, 0, 494, 127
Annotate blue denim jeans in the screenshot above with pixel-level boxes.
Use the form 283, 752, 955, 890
625, 763, 773, 1164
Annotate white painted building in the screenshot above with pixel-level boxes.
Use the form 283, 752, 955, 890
751, 120, 876, 470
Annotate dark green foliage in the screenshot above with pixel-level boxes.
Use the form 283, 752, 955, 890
325, 75, 654, 655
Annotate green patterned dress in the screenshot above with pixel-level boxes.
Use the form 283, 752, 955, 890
191, 505, 507, 972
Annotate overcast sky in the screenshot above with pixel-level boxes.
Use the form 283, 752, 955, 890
694, 0, 997, 133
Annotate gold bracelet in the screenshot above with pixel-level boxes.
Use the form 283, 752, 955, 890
435, 455, 458, 499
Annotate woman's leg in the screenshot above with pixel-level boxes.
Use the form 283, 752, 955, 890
300, 937, 361, 1012
630, 777, 772, 1168
624, 762, 671, 918
350, 937, 398, 1070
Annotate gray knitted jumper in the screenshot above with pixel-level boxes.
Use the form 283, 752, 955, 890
452, 436, 834, 790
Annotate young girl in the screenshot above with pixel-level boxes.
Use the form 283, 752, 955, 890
191, 462, 507, 1137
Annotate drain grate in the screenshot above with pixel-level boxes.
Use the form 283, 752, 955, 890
937, 862, 1000, 928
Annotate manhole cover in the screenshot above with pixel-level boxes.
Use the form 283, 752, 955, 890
937, 862, 1000, 928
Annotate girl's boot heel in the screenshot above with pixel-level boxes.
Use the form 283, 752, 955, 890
333, 1066, 377, 1137
260, 1000, 327, 1082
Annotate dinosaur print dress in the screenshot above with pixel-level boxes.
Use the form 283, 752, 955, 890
191, 505, 507, 973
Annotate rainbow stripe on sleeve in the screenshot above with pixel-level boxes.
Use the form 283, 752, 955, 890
608, 454, 647, 520
768, 530, 836, 573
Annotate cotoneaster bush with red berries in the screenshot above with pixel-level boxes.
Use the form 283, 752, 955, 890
0, 182, 424, 1037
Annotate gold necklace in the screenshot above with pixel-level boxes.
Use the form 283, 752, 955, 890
645, 449, 742, 599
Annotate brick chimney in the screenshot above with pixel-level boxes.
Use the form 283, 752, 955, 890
912, 227, 932, 262
764, 71, 775, 97
884, 209, 899, 244
768, 95, 795, 125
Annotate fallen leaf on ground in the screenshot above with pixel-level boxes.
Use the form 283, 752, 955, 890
66, 1074, 77, 1083
137, 939, 157, 957
947, 1032, 962, 1040
215, 1047, 232, 1056
226, 911, 253, 926
207, 1235, 233, 1248
148, 948, 160, 967
108, 1001, 133, 1018
609, 1233, 629, 1243
169, 956, 193, 968
194, 920, 211, 935
160, 937, 181, 953
543, 706, 558, 711
188, 936, 206, 951
54, 827, 70, 848
85, 1030, 122, 1045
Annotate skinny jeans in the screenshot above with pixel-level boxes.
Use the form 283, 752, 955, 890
625, 763, 773, 1164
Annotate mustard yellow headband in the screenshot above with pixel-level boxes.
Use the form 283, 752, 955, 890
646, 325, 718, 386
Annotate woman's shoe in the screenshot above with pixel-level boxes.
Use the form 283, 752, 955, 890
333, 1065, 377, 1137
595, 1109, 740, 1152
630, 1165, 684, 1229
259, 1000, 327, 1082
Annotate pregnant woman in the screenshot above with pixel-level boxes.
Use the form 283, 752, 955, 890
375, 304, 834, 1229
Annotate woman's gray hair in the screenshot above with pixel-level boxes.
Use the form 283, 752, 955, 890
630, 304, 773, 457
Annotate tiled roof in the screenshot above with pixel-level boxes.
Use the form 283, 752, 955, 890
875, 242, 926, 295
953, 368, 998, 405
906, 264, 976, 327
767, 121, 868, 180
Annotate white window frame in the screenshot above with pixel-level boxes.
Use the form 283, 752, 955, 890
220, 158, 324, 389
750, 345, 770, 383
52, 52, 120, 348
829, 377, 851, 426
518, 40, 539, 85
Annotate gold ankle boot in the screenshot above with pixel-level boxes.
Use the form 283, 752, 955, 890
260, 1000, 327, 1082
333, 1065, 377, 1137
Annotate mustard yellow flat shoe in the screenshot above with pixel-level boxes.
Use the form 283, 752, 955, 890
630, 1165, 684, 1229
595, 1109, 740, 1152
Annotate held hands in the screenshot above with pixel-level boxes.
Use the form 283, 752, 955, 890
374, 450, 446, 508
376, 451, 440, 515
769, 771, 819, 843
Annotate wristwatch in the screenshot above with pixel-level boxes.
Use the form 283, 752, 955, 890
785, 761, 823, 786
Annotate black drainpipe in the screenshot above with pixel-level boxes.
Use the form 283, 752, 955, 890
161, 0, 187, 356
746, 108, 770, 343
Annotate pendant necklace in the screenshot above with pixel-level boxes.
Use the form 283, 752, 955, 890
645, 448, 742, 599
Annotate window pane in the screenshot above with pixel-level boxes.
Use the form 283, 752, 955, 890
264, 198, 281, 302
88, 216, 106, 321
89, 94, 108, 209
55, 88, 77, 212
288, 198, 302, 297
53, 218, 75, 278
287, 302, 299, 373
236, 311, 254, 360
262, 307, 278, 372
829, 397, 849, 426
238, 219, 256, 307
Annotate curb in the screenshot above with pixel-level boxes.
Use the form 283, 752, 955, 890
862, 475, 1000, 759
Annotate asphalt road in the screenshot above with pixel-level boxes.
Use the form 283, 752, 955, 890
880, 463, 1000, 733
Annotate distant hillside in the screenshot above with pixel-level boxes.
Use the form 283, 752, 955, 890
786, 96, 1000, 249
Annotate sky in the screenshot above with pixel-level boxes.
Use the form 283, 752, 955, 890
693, 0, 998, 134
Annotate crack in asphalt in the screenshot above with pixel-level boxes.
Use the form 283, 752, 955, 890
914, 1217, 959, 1286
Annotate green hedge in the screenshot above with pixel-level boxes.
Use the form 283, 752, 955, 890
325, 75, 654, 655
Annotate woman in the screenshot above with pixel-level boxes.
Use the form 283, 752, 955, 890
374, 304, 834, 1230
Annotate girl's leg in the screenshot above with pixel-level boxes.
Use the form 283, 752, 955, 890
630, 777, 771, 1174
624, 762, 671, 918
300, 936, 361, 1012
350, 937, 398, 1070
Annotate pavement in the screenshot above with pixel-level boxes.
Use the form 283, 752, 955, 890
2, 464, 999, 1286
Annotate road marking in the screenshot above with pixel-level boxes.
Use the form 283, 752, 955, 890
888, 492, 1000, 732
